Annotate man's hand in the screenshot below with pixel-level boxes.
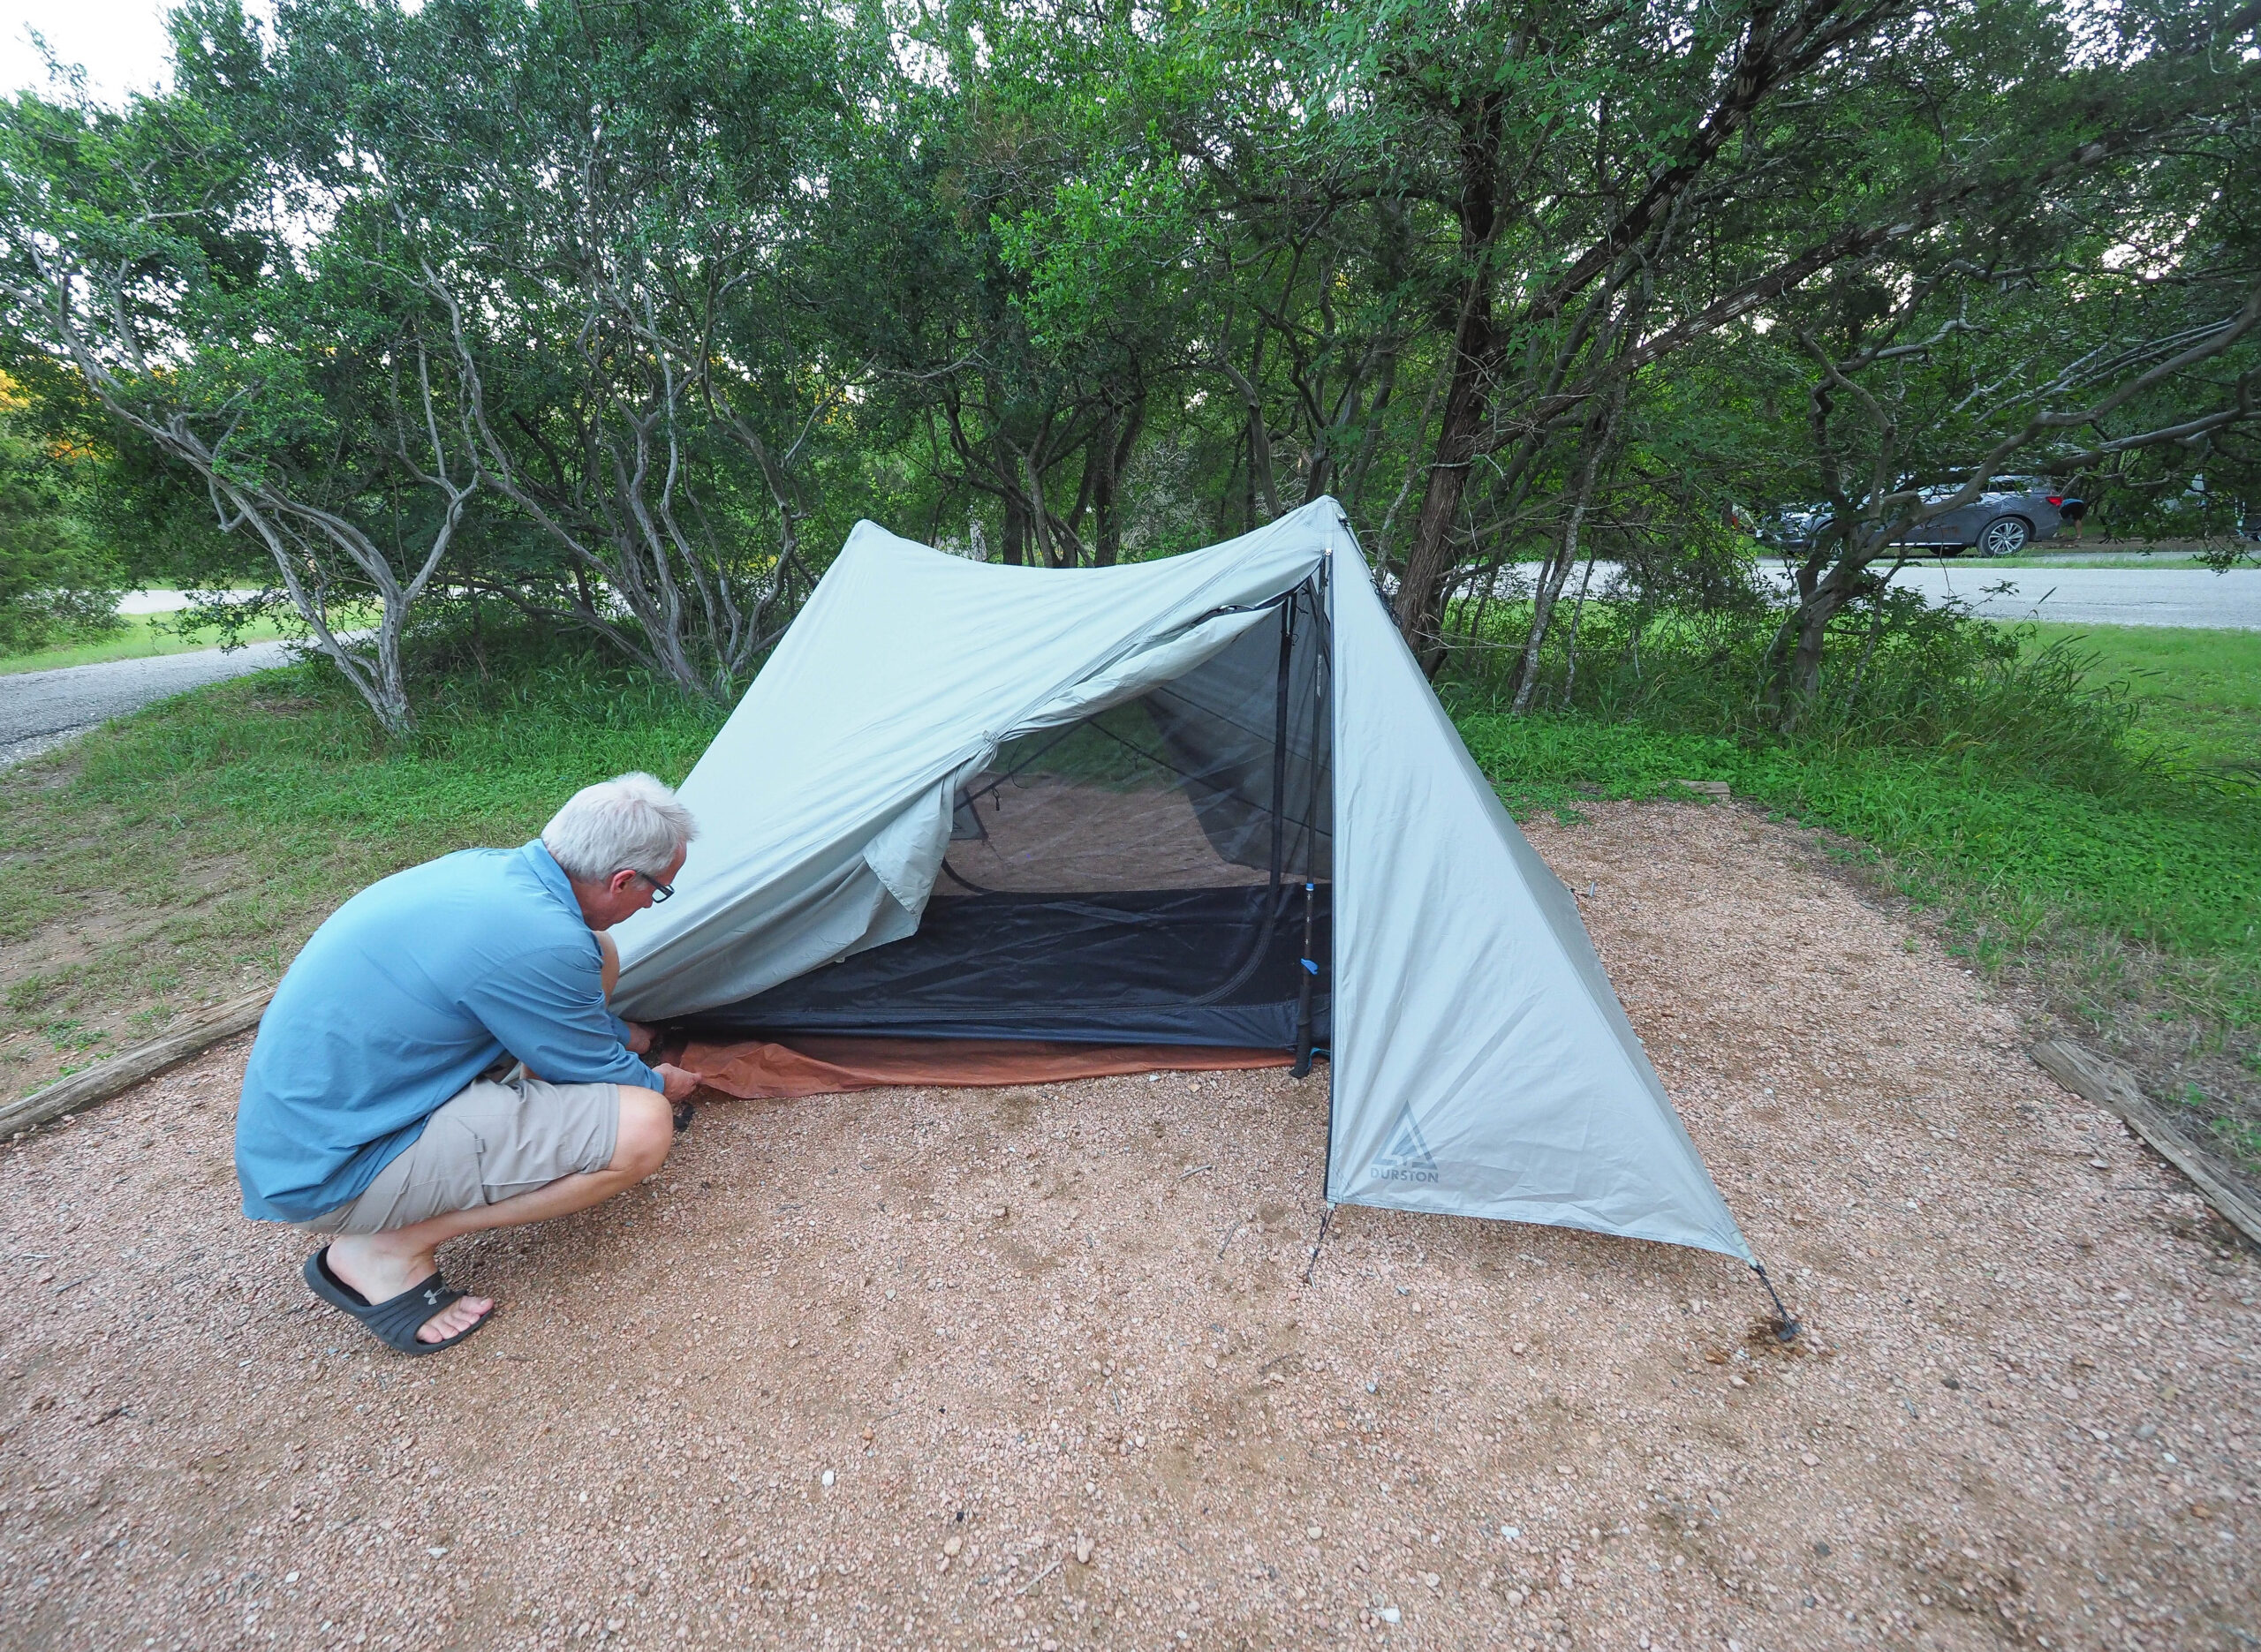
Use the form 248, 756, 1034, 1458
653, 1062, 698, 1103
624, 1019, 656, 1055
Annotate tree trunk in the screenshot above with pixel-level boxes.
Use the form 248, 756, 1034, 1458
1002, 496, 1029, 566
1091, 399, 1142, 567
1508, 392, 1619, 713
1509, 492, 1589, 714
1090, 421, 1119, 566
1214, 347, 1281, 522
1557, 551, 1600, 708
366, 607, 415, 740
1021, 451, 1066, 567
1244, 426, 1259, 533
1392, 295, 1495, 670
1337, 347, 1398, 511
1785, 585, 1846, 714
1392, 94, 1505, 668
1371, 356, 1452, 585
1774, 541, 1874, 722
1215, 430, 1244, 542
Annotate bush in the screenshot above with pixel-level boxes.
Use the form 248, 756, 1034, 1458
1443, 595, 2259, 1043
0, 419, 123, 655
1446, 590, 2154, 792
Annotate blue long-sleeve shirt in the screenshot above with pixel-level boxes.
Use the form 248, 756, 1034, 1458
234, 840, 662, 1223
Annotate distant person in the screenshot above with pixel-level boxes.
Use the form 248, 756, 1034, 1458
2060, 493, 2088, 543
234, 774, 699, 1354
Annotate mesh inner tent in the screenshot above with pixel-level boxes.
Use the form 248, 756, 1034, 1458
687, 578, 1333, 1051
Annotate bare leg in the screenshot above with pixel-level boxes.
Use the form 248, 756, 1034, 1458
324, 1085, 672, 1343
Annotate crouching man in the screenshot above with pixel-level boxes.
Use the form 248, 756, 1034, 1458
234, 773, 699, 1354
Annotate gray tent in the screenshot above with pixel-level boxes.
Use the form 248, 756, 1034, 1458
614, 498, 1759, 1269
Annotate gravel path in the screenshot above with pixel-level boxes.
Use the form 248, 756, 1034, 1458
0, 643, 303, 769
1, 802, 2253, 1650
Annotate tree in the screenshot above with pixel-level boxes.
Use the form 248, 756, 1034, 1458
1744, 4, 2261, 713
0, 366, 122, 653
204, 0, 871, 699
1187, 0, 2259, 708
0, 65, 475, 735
823, 0, 1222, 570
5, 0, 2252, 730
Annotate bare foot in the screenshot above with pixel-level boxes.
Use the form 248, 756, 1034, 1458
325, 1234, 494, 1344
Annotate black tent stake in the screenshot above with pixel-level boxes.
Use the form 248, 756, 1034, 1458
1751, 1262, 1802, 1341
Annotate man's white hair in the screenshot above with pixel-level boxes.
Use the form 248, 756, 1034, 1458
541, 773, 698, 884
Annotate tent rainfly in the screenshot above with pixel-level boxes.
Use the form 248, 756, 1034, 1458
614, 497, 1792, 1318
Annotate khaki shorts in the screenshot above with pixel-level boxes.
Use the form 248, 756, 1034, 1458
297, 1075, 621, 1236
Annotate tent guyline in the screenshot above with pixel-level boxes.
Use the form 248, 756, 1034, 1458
612, 497, 1798, 1323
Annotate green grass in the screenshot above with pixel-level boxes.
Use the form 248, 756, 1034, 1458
0, 629, 728, 1098
1448, 613, 2259, 1177
2002, 622, 2261, 773
1456, 624, 2258, 969
0, 609, 299, 674
1457, 713, 2258, 971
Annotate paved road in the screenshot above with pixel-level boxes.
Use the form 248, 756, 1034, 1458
0, 642, 304, 770
1872, 564, 2261, 630
1529, 560, 2261, 629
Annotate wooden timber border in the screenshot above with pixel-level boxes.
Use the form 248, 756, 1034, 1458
0, 988, 274, 1138
2030, 1036, 2261, 1248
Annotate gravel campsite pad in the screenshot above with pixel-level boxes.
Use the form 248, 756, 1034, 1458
2, 802, 2255, 1650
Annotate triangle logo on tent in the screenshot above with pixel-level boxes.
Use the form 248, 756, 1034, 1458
1366, 1105, 1440, 1186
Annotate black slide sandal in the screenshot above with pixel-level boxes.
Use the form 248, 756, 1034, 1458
303, 1246, 494, 1355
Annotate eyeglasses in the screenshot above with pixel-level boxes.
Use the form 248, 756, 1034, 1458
634, 871, 675, 903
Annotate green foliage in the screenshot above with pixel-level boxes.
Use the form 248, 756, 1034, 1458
0, 618, 729, 1067
49, 623, 730, 844
1449, 614, 2260, 1028
1456, 592, 2118, 757
0, 609, 301, 674
0, 0, 2254, 731
0, 58, 485, 731
1448, 597, 2261, 1177
221, 0, 884, 693
2011, 622, 2261, 777
0, 393, 122, 653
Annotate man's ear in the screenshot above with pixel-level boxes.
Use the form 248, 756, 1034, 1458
609, 868, 639, 896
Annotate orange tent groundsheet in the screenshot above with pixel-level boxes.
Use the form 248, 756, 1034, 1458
669, 1034, 1293, 1101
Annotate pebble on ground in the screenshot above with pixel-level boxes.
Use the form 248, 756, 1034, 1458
0, 801, 2253, 1650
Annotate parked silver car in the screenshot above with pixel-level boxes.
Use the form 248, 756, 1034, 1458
1766, 479, 2070, 556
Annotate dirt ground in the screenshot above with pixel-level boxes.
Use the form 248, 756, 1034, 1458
1, 800, 2255, 1652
